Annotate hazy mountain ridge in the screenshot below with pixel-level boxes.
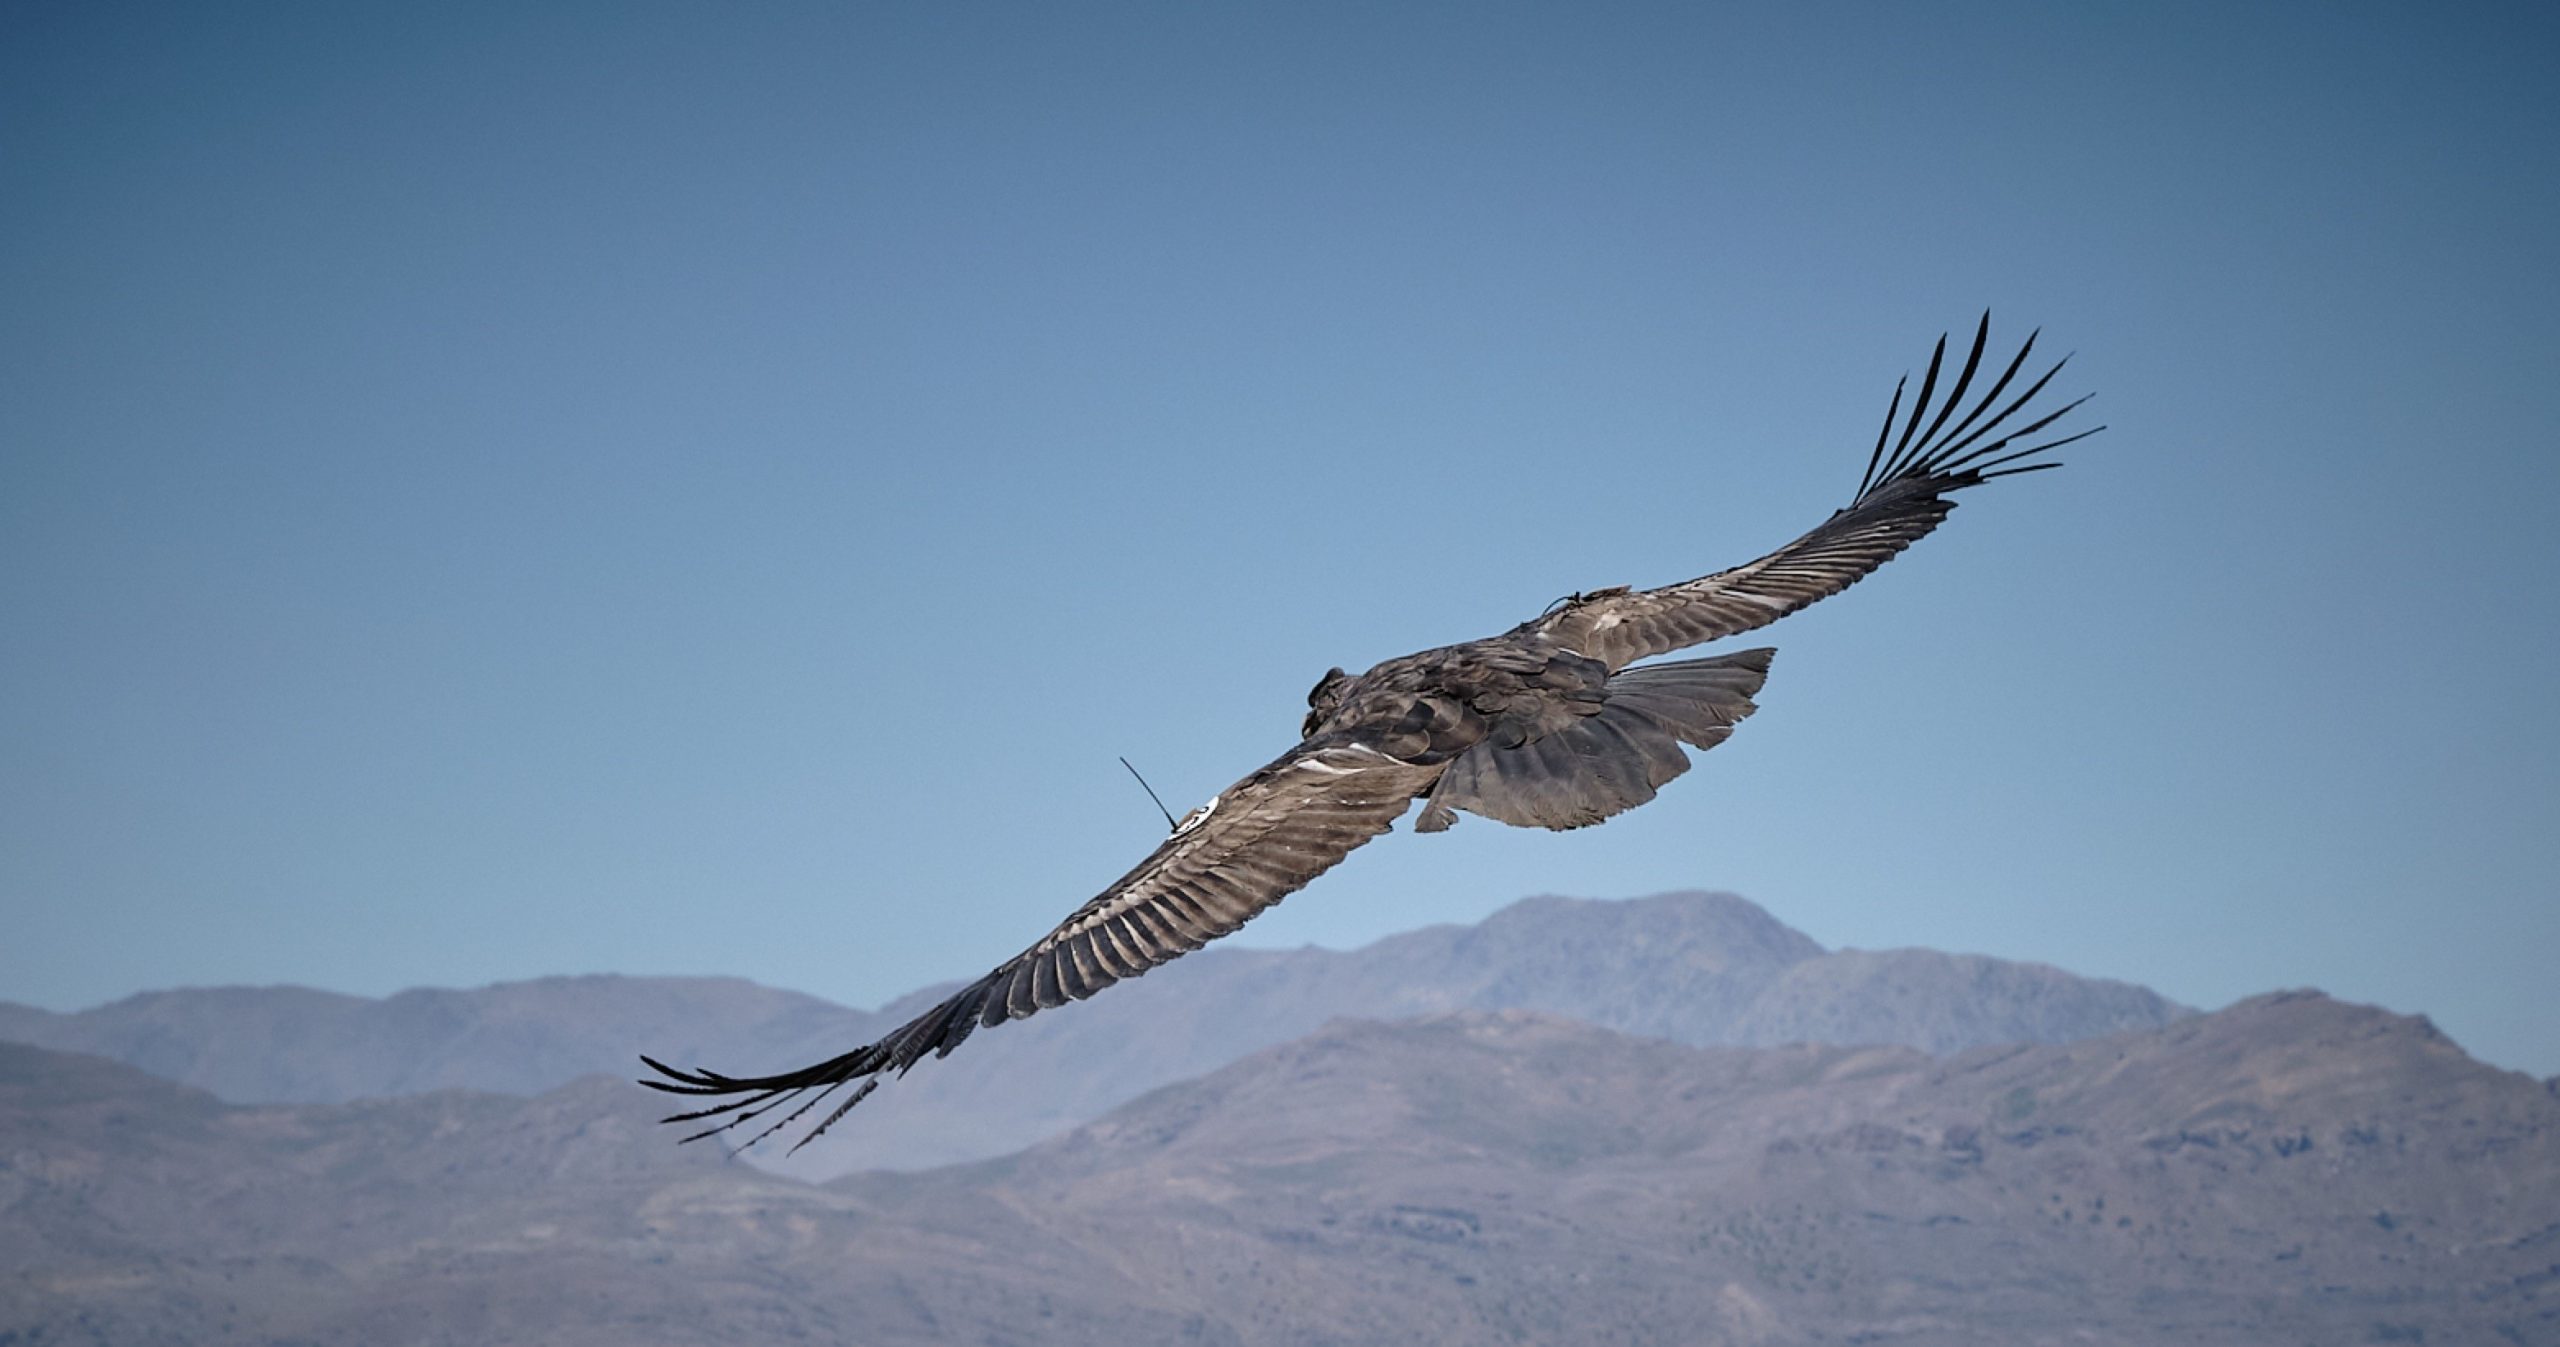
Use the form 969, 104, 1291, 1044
0, 975, 884, 1106
3, 992, 2549, 1346
0, 892, 2189, 1173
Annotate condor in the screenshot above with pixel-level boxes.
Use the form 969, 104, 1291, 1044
643, 315, 2100, 1152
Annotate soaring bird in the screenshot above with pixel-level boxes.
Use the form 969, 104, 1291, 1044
643, 315, 2100, 1152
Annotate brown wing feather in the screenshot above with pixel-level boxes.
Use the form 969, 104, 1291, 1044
1541, 315, 2100, 671
638, 739, 1437, 1153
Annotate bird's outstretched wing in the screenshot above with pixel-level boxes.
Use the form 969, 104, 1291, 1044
639, 739, 1438, 1153
1539, 314, 2101, 672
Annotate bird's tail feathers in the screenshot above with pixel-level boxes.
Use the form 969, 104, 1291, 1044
1604, 648, 1776, 745
1416, 649, 1772, 832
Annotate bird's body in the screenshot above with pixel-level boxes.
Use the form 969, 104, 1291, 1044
644, 315, 2101, 1152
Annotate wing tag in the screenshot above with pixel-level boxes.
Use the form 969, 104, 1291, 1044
1173, 794, 1220, 836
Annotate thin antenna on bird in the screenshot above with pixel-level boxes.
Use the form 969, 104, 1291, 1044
1119, 757, 1180, 833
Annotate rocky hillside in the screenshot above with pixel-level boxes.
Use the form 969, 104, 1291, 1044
2, 991, 2549, 1346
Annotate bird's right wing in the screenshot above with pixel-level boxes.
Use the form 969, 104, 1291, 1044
639, 738, 1438, 1153
1542, 315, 2100, 672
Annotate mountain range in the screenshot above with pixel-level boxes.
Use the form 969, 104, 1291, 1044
0, 890, 2188, 1174
4, 991, 2551, 1346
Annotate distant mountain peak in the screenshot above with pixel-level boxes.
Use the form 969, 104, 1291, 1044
1465, 889, 1827, 966
7, 991, 2550, 1347
6, 888, 2190, 1173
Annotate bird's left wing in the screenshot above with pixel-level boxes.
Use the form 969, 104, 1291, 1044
640, 739, 1438, 1152
1539, 315, 2100, 672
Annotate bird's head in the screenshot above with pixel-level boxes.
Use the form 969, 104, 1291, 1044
1302, 666, 1350, 739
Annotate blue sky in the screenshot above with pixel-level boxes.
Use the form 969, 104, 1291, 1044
6, 3, 2555, 1077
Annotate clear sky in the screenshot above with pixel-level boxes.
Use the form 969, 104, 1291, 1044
6, 3, 2555, 1077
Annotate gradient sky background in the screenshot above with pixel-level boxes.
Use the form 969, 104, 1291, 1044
6, 3, 2555, 1077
